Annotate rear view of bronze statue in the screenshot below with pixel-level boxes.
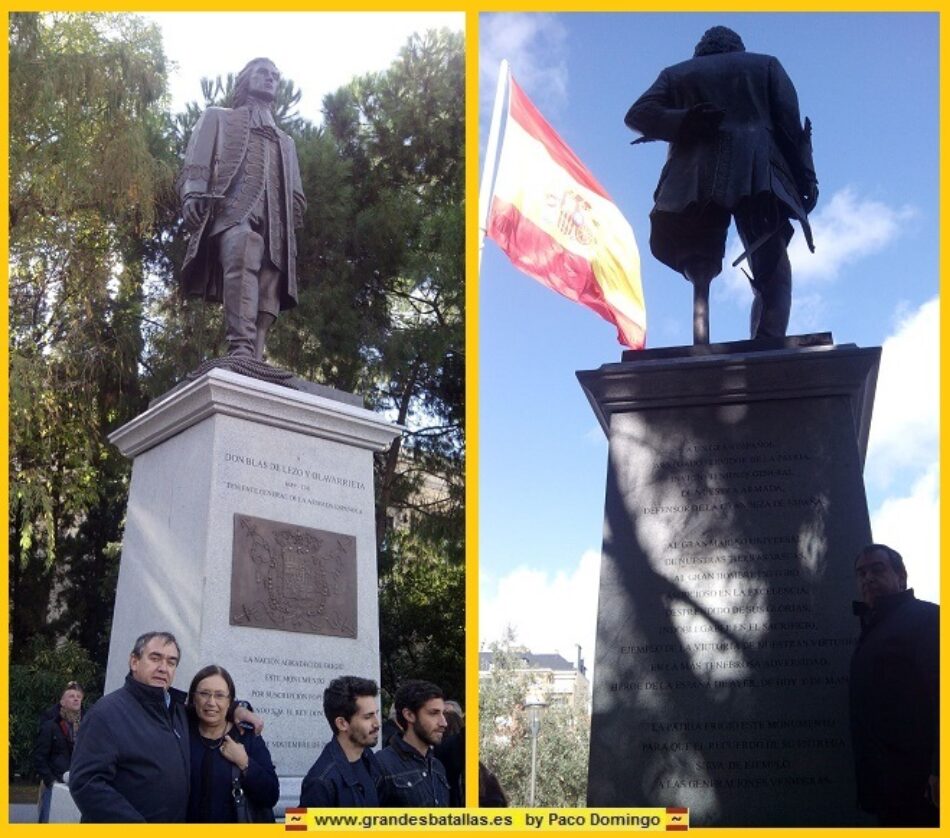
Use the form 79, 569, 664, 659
180, 57, 306, 364
626, 26, 818, 343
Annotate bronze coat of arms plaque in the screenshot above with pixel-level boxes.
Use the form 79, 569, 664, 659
230, 513, 357, 637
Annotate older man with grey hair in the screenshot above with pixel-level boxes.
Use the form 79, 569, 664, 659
69, 631, 260, 822
850, 545, 939, 826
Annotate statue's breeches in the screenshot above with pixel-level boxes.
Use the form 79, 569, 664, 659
217, 224, 281, 357
650, 196, 793, 339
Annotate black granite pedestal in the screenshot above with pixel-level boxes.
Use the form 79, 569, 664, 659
578, 335, 880, 826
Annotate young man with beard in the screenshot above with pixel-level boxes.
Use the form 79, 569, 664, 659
300, 676, 384, 807
378, 680, 450, 807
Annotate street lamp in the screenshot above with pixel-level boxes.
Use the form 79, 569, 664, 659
525, 693, 547, 806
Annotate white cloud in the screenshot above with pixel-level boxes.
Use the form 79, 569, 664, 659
718, 187, 916, 304
789, 187, 916, 283
480, 549, 601, 680
865, 296, 939, 491
871, 463, 939, 604
866, 296, 939, 602
480, 14, 568, 122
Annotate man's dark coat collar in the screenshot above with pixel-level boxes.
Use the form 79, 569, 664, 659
123, 673, 186, 709
390, 730, 431, 762
852, 587, 916, 630
328, 736, 376, 787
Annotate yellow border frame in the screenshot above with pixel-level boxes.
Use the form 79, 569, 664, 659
2, 5, 947, 838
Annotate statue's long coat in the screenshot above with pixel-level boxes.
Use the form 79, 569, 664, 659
179, 105, 306, 310
626, 50, 815, 244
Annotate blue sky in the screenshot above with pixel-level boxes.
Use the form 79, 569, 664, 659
478, 13, 940, 671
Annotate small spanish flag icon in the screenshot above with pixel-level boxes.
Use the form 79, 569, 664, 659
285, 807, 307, 830
666, 806, 689, 830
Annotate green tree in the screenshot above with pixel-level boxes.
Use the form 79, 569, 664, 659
9, 638, 102, 778
378, 528, 465, 700
8, 17, 465, 766
479, 632, 591, 807
8, 12, 174, 658
156, 30, 467, 698
272, 29, 466, 698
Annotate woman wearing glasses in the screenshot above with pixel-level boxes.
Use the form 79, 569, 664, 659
186, 665, 279, 822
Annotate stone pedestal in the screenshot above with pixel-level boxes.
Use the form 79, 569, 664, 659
104, 369, 400, 782
578, 337, 880, 826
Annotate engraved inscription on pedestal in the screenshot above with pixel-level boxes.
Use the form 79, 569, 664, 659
588, 396, 870, 824
230, 513, 357, 637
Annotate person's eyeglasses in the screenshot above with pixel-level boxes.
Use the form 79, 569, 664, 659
195, 690, 230, 702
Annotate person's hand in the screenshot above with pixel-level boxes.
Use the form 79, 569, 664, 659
681, 102, 725, 139
234, 705, 264, 735
802, 180, 819, 214
220, 735, 249, 772
927, 774, 938, 807
182, 196, 209, 231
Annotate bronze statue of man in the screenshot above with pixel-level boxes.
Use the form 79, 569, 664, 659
180, 57, 306, 361
625, 27, 818, 343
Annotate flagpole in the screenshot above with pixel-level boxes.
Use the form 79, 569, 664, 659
477, 59, 509, 278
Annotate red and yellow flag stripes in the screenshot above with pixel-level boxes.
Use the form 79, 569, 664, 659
486, 77, 646, 348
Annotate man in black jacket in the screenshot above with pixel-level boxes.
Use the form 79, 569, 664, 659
850, 544, 939, 826
377, 680, 450, 807
33, 681, 83, 822
626, 26, 818, 342
300, 675, 385, 807
433, 700, 464, 807
68, 631, 260, 822
69, 632, 190, 822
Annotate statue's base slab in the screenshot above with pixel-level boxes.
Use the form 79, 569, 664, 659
104, 369, 399, 782
186, 355, 299, 388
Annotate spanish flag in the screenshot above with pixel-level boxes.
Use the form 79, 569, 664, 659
485, 72, 646, 349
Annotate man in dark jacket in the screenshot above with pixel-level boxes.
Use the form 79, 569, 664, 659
68, 631, 260, 822
850, 544, 939, 826
378, 680, 450, 807
300, 676, 385, 807
626, 26, 818, 341
433, 699, 464, 807
33, 681, 83, 822
69, 632, 190, 822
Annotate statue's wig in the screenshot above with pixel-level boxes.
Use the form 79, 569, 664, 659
694, 26, 746, 57
233, 57, 277, 107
